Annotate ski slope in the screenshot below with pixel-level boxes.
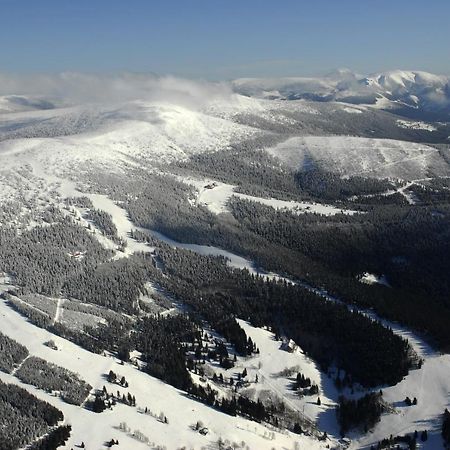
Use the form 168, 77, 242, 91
0, 295, 329, 450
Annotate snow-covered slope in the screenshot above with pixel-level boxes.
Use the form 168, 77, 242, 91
267, 135, 450, 179
0, 100, 263, 209
0, 101, 259, 165
0, 297, 328, 450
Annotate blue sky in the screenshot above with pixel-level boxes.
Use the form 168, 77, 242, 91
0, 0, 449, 79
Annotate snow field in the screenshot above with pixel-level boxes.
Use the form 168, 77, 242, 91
267, 136, 449, 180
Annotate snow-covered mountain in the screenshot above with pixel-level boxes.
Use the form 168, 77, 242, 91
1, 90, 449, 203
1, 73, 450, 450
232, 70, 450, 120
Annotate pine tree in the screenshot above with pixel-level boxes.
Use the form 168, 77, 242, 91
443, 409, 450, 445
92, 394, 106, 413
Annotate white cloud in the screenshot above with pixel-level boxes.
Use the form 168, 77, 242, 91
0, 72, 234, 109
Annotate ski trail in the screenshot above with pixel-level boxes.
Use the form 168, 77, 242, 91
11, 354, 31, 376
257, 366, 319, 432
53, 297, 64, 324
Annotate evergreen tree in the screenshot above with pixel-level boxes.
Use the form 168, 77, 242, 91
443, 409, 450, 445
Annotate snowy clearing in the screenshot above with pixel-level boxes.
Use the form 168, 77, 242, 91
397, 119, 437, 132
342, 107, 363, 114
182, 177, 359, 216
358, 272, 390, 287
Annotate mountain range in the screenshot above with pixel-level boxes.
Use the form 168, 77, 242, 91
232, 69, 450, 120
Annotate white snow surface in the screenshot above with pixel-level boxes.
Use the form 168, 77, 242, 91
0, 101, 259, 173
358, 272, 390, 287
267, 135, 448, 180
341, 106, 363, 114
236, 320, 340, 437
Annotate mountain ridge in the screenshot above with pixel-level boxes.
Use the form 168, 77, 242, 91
232, 69, 450, 120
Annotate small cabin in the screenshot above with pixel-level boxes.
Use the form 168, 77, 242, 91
282, 338, 297, 353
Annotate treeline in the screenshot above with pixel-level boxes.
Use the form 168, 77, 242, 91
295, 169, 394, 202
106, 169, 446, 355
175, 146, 394, 204
189, 383, 266, 421
175, 146, 304, 201
4, 292, 109, 355
337, 392, 385, 435
0, 380, 63, 450
84, 208, 123, 245
3, 171, 415, 389
16, 356, 92, 405
373, 430, 428, 450
189, 381, 316, 433
443, 408, 450, 447
29, 425, 72, 450
65, 196, 94, 208
63, 256, 152, 314
174, 149, 450, 351
153, 248, 254, 356
135, 315, 199, 390
408, 183, 450, 205
0, 331, 29, 373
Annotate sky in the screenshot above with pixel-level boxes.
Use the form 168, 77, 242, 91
0, 0, 449, 79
